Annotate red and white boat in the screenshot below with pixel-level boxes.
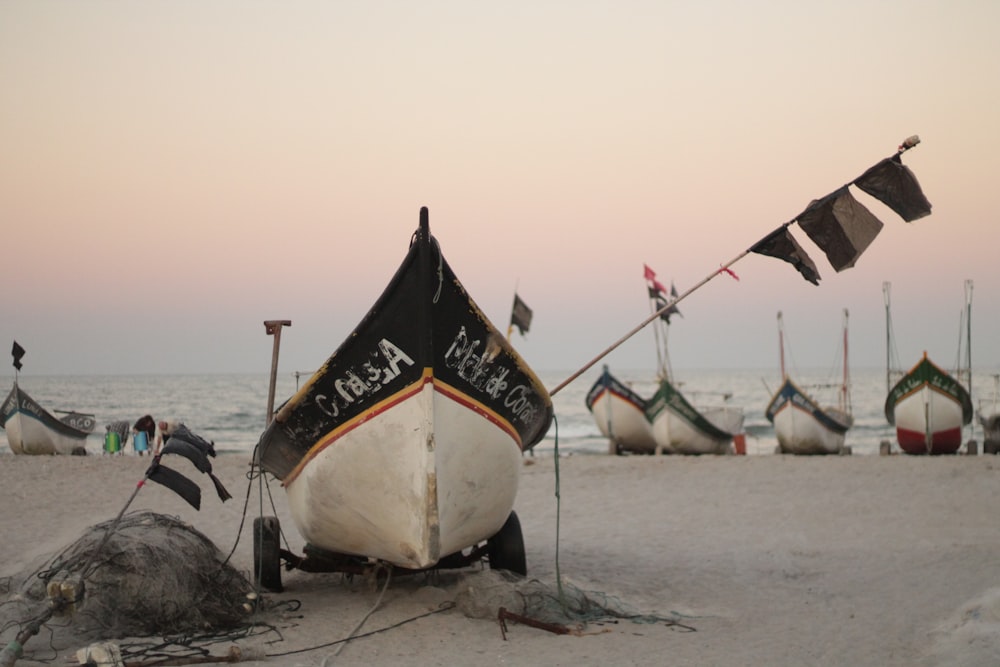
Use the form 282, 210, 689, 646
883, 281, 973, 455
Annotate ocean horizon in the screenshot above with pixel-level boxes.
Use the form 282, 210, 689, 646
3, 366, 999, 458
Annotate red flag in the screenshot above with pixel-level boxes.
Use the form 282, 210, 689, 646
719, 266, 740, 281
643, 264, 657, 282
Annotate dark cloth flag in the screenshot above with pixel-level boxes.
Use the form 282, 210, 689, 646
144, 424, 232, 508
11, 341, 25, 371
750, 225, 822, 285
510, 293, 533, 336
146, 461, 202, 510
162, 424, 231, 501
796, 186, 884, 272
853, 155, 932, 222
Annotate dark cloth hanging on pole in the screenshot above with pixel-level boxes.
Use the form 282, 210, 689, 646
853, 155, 932, 222
796, 186, 884, 272
750, 225, 822, 285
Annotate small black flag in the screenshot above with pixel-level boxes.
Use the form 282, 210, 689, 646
751, 226, 822, 286
146, 461, 202, 510
162, 425, 231, 502
510, 294, 533, 336
11, 341, 25, 371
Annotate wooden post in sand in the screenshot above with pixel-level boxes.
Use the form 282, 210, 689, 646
264, 320, 292, 425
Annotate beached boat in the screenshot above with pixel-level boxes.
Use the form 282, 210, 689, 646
252, 207, 553, 589
883, 281, 973, 455
640, 266, 744, 455
585, 365, 657, 455
765, 310, 853, 455
1, 377, 96, 455
978, 374, 1000, 455
645, 378, 745, 455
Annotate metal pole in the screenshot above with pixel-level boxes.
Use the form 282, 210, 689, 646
264, 320, 292, 425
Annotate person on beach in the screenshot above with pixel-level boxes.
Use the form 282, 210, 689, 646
133, 414, 155, 457
156, 419, 183, 454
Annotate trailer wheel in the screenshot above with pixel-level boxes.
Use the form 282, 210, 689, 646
253, 516, 283, 592
488, 511, 527, 576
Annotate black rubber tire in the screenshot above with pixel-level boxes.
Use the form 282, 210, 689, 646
487, 511, 527, 576
253, 515, 283, 592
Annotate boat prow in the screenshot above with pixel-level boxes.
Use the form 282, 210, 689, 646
255, 207, 553, 580
585, 365, 657, 455
645, 377, 744, 455
885, 352, 972, 455
1, 380, 95, 455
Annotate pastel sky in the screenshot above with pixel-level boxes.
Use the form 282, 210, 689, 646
2, 1, 999, 384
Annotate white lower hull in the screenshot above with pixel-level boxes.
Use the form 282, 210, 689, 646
589, 391, 657, 454
773, 405, 849, 455
650, 405, 744, 455
284, 382, 520, 569
4, 412, 88, 455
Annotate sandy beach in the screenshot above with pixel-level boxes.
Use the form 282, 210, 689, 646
2, 452, 999, 667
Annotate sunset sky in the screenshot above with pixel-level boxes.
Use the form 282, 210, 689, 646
2, 1, 999, 385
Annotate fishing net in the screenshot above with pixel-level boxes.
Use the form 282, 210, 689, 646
12, 511, 253, 639
453, 569, 693, 633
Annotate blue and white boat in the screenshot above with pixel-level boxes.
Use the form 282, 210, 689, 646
765, 310, 853, 455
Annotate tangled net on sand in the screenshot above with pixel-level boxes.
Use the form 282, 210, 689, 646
453, 569, 693, 631
18, 511, 253, 639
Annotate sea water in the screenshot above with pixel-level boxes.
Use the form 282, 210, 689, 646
2, 367, 998, 457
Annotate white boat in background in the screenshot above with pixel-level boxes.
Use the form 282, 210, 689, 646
641, 266, 744, 455
883, 281, 974, 455
765, 310, 853, 455
979, 374, 1000, 455
585, 365, 657, 455
2, 374, 96, 456
646, 378, 745, 455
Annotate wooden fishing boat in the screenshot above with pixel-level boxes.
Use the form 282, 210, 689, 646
640, 265, 743, 455
645, 378, 744, 455
765, 310, 853, 455
1, 378, 96, 455
885, 353, 972, 455
585, 365, 657, 455
253, 207, 553, 589
883, 281, 973, 455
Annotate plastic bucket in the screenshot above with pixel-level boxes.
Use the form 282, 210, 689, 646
104, 431, 121, 454
733, 433, 747, 455
134, 430, 149, 453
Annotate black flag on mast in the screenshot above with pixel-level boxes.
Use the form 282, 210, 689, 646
510, 293, 533, 336
11, 341, 25, 371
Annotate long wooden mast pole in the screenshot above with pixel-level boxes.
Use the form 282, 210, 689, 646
548, 248, 750, 397
549, 136, 923, 399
